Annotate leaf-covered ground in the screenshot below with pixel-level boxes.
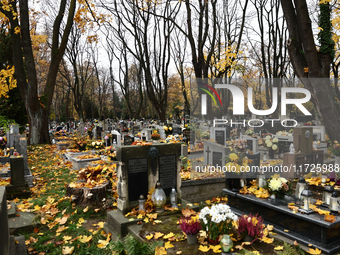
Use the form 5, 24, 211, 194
4, 144, 314, 255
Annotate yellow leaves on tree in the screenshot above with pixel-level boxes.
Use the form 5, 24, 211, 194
0, 65, 17, 98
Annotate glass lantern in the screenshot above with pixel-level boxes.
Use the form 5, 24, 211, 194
256, 173, 266, 188
321, 174, 327, 184
323, 185, 334, 205
329, 192, 339, 214
138, 194, 146, 212
263, 152, 267, 163
152, 182, 166, 213
220, 234, 233, 253
299, 189, 314, 214
295, 177, 307, 201
170, 187, 178, 208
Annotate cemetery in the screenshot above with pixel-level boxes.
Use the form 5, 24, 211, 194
2, 0, 340, 254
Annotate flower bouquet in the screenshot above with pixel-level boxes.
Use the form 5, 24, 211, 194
245, 129, 254, 136
199, 203, 238, 243
179, 215, 201, 244
163, 125, 173, 136
151, 130, 160, 140
236, 213, 264, 243
265, 175, 290, 199
0, 136, 6, 150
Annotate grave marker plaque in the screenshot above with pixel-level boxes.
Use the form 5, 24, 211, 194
212, 152, 222, 167
215, 130, 226, 146
159, 155, 177, 195
127, 158, 148, 201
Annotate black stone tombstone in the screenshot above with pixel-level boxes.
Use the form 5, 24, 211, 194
212, 152, 222, 167
215, 130, 225, 146
246, 152, 260, 179
96, 126, 103, 139
247, 139, 253, 152
127, 158, 148, 201
173, 126, 182, 135
280, 141, 291, 153
124, 135, 134, 146
10, 156, 26, 186
159, 154, 177, 196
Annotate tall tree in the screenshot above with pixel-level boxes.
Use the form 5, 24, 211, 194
281, 0, 340, 141
0, 0, 76, 144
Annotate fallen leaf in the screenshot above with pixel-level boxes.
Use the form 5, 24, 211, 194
154, 232, 164, 239
198, 245, 210, 252
94, 209, 100, 213
181, 207, 195, 217
211, 245, 221, 253
274, 246, 284, 251
176, 251, 182, 254
284, 229, 289, 232
308, 244, 313, 247
163, 232, 175, 239
34, 228, 40, 233
294, 240, 299, 246
155, 246, 167, 255
154, 220, 162, 224
83, 206, 89, 213
62, 246, 74, 255
146, 234, 153, 240
324, 215, 336, 223
307, 248, 321, 254
267, 224, 273, 231
78, 235, 92, 243
235, 245, 243, 250
164, 241, 174, 249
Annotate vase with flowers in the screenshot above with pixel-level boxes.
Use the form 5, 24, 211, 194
179, 215, 201, 245
236, 213, 264, 243
263, 136, 279, 158
265, 174, 291, 199
225, 152, 250, 191
199, 203, 238, 244
151, 130, 161, 141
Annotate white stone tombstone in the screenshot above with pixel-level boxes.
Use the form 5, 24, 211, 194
312, 126, 326, 142
240, 135, 259, 153
111, 130, 122, 146
141, 128, 152, 141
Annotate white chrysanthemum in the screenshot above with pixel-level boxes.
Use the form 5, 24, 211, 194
269, 178, 282, 191
273, 138, 279, 143
272, 144, 278, 151
267, 142, 273, 147
279, 177, 287, 184
265, 135, 271, 140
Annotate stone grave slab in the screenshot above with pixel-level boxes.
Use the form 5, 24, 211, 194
210, 127, 226, 146
72, 155, 102, 170
223, 188, 340, 255
203, 140, 230, 167
115, 143, 182, 213
293, 127, 313, 155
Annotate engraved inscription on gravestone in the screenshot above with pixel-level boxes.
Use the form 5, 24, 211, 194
215, 130, 225, 146
128, 158, 148, 201
212, 152, 222, 167
159, 155, 177, 195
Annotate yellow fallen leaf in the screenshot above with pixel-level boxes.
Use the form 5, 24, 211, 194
211, 245, 221, 253
154, 220, 162, 224
137, 214, 143, 219
241, 242, 251, 246
164, 241, 174, 249
176, 252, 182, 254
308, 244, 313, 247
284, 229, 289, 232
40, 218, 47, 225
155, 246, 167, 255
143, 217, 149, 223
163, 232, 175, 239
146, 234, 153, 240
78, 218, 85, 224
94, 208, 100, 213
307, 248, 321, 254
83, 206, 89, 213
198, 245, 210, 252
154, 232, 164, 239
267, 224, 273, 231
274, 246, 284, 251
97, 222, 105, 229
260, 236, 273, 244
63, 236, 72, 241
235, 245, 243, 250
78, 235, 92, 243
294, 240, 299, 246
62, 246, 74, 255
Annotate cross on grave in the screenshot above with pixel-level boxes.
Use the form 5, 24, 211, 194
205, 146, 211, 165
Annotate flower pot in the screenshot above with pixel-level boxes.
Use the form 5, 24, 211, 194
208, 235, 220, 245
244, 234, 255, 243
187, 234, 198, 245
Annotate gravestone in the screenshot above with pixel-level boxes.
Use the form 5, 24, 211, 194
115, 143, 182, 213
312, 126, 326, 141
111, 130, 122, 147
215, 123, 231, 139
10, 156, 26, 186
141, 129, 152, 141
96, 126, 103, 140
0, 186, 10, 255
203, 141, 230, 167
124, 135, 134, 146
79, 119, 85, 136
210, 127, 226, 146
7, 124, 20, 148
293, 127, 313, 155
273, 135, 293, 153
240, 135, 258, 153
173, 126, 182, 135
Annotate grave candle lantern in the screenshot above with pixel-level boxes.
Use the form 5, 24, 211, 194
299, 188, 314, 213
323, 185, 334, 205
329, 192, 339, 214
152, 182, 166, 213
256, 172, 266, 188
295, 177, 307, 200
321, 174, 327, 184
138, 194, 146, 212
263, 152, 267, 162
170, 187, 178, 208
